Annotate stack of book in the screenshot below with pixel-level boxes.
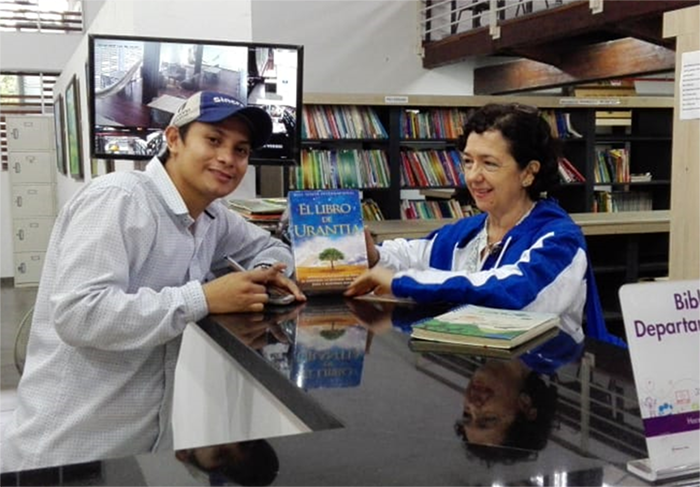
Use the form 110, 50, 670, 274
227, 197, 287, 232
410, 304, 560, 351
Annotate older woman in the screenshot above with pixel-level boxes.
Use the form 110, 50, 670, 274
345, 103, 623, 346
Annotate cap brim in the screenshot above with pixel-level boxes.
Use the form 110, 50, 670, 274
233, 106, 273, 149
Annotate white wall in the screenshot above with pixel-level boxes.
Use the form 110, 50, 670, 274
2, 0, 477, 279
252, 1, 475, 95
52, 0, 255, 204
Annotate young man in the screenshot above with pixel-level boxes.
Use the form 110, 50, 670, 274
1, 91, 304, 472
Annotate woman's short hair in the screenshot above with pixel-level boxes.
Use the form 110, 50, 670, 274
459, 103, 562, 199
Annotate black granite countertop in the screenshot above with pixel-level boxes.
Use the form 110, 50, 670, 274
3, 297, 657, 486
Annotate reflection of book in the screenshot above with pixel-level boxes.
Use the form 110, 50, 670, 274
353, 293, 415, 305
288, 189, 368, 294
410, 305, 560, 349
408, 327, 560, 359
291, 307, 368, 389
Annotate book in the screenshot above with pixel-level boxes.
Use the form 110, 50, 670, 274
410, 304, 560, 349
228, 197, 287, 215
408, 326, 560, 359
619, 280, 700, 482
287, 189, 369, 294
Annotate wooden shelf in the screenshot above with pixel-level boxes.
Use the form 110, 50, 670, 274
303, 93, 674, 109
366, 210, 670, 242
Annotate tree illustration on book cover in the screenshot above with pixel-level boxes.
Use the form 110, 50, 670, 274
287, 189, 369, 294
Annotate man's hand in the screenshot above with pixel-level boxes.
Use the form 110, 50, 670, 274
203, 263, 305, 314
344, 265, 395, 297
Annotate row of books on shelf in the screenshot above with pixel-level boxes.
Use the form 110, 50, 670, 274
594, 148, 631, 183
557, 157, 586, 183
400, 199, 474, 220
400, 108, 470, 140
592, 190, 653, 213
541, 110, 583, 140
302, 105, 388, 140
291, 149, 391, 190
400, 149, 467, 188
301, 106, 591, 142
361, 198, 385, 221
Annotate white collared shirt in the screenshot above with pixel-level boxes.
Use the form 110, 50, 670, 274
1, 157, 294, 472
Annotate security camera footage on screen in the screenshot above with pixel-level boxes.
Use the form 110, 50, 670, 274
90, 36, 301, 163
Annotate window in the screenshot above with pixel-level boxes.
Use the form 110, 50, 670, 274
0, 0, 82, 32
0, 72, 58, 170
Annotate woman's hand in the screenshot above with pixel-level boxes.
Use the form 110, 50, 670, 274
364, 228, 380, 268
344, 266, 395, 297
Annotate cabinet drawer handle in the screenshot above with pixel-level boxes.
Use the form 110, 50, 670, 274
11, 128, 19, 139
31, 255, 41, 261
17, 263, 26, 274
13, 162, 21, 173
15, 196, 23, 207
16, 229, 25, 240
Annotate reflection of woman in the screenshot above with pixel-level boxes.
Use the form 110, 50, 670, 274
456, 360, 556, 448
454, 359, 557, 466
176, 439, 279, 486
454, 331, 583, 462
346, 103, 624, 346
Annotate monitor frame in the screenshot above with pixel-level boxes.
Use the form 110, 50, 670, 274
87, 34, 304, 165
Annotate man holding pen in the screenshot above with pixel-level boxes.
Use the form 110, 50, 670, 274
1, 91, 305, 472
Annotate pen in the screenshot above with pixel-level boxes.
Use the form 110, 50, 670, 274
225, 256, 246, 272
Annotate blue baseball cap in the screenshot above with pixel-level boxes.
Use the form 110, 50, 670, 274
169, 91, 273, 149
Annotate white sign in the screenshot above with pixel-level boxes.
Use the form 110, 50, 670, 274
680, 50, 700, 120
384, 95, 409, 104
619, 280, 700, 481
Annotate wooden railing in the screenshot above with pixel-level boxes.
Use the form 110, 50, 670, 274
420, 0, 575, 42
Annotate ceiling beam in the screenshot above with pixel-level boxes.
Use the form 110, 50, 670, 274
474, 38, 675, 94
423, 0, 695, 68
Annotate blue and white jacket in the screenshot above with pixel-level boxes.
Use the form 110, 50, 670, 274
378, 199, 625, 346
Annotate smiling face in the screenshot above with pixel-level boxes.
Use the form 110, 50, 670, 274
164, 117, 252, 218
463, 130, 538, 221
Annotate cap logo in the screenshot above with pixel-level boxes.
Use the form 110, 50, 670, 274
212, 96, 243, 107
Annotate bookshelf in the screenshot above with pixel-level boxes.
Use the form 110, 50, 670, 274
288, 94, 674, 338
295, 94, 674, 221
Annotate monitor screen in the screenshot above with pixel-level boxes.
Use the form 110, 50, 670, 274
88, 34, 303, 164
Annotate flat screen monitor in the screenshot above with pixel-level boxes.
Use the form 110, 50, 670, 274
88, 34, 303, 164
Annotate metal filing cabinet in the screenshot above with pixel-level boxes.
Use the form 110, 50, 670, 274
6, 115, 57, 287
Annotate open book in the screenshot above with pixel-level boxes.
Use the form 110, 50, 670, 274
410, 304, 560, 349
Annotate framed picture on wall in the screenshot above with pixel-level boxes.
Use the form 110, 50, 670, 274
52, 94, 67, 175
65, 75, 84, 180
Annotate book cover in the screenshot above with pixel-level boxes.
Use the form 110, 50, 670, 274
287, 189, 369, 294
410, 304, 560, 349
619, 280, 700, 479
290, 304, 369, 390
